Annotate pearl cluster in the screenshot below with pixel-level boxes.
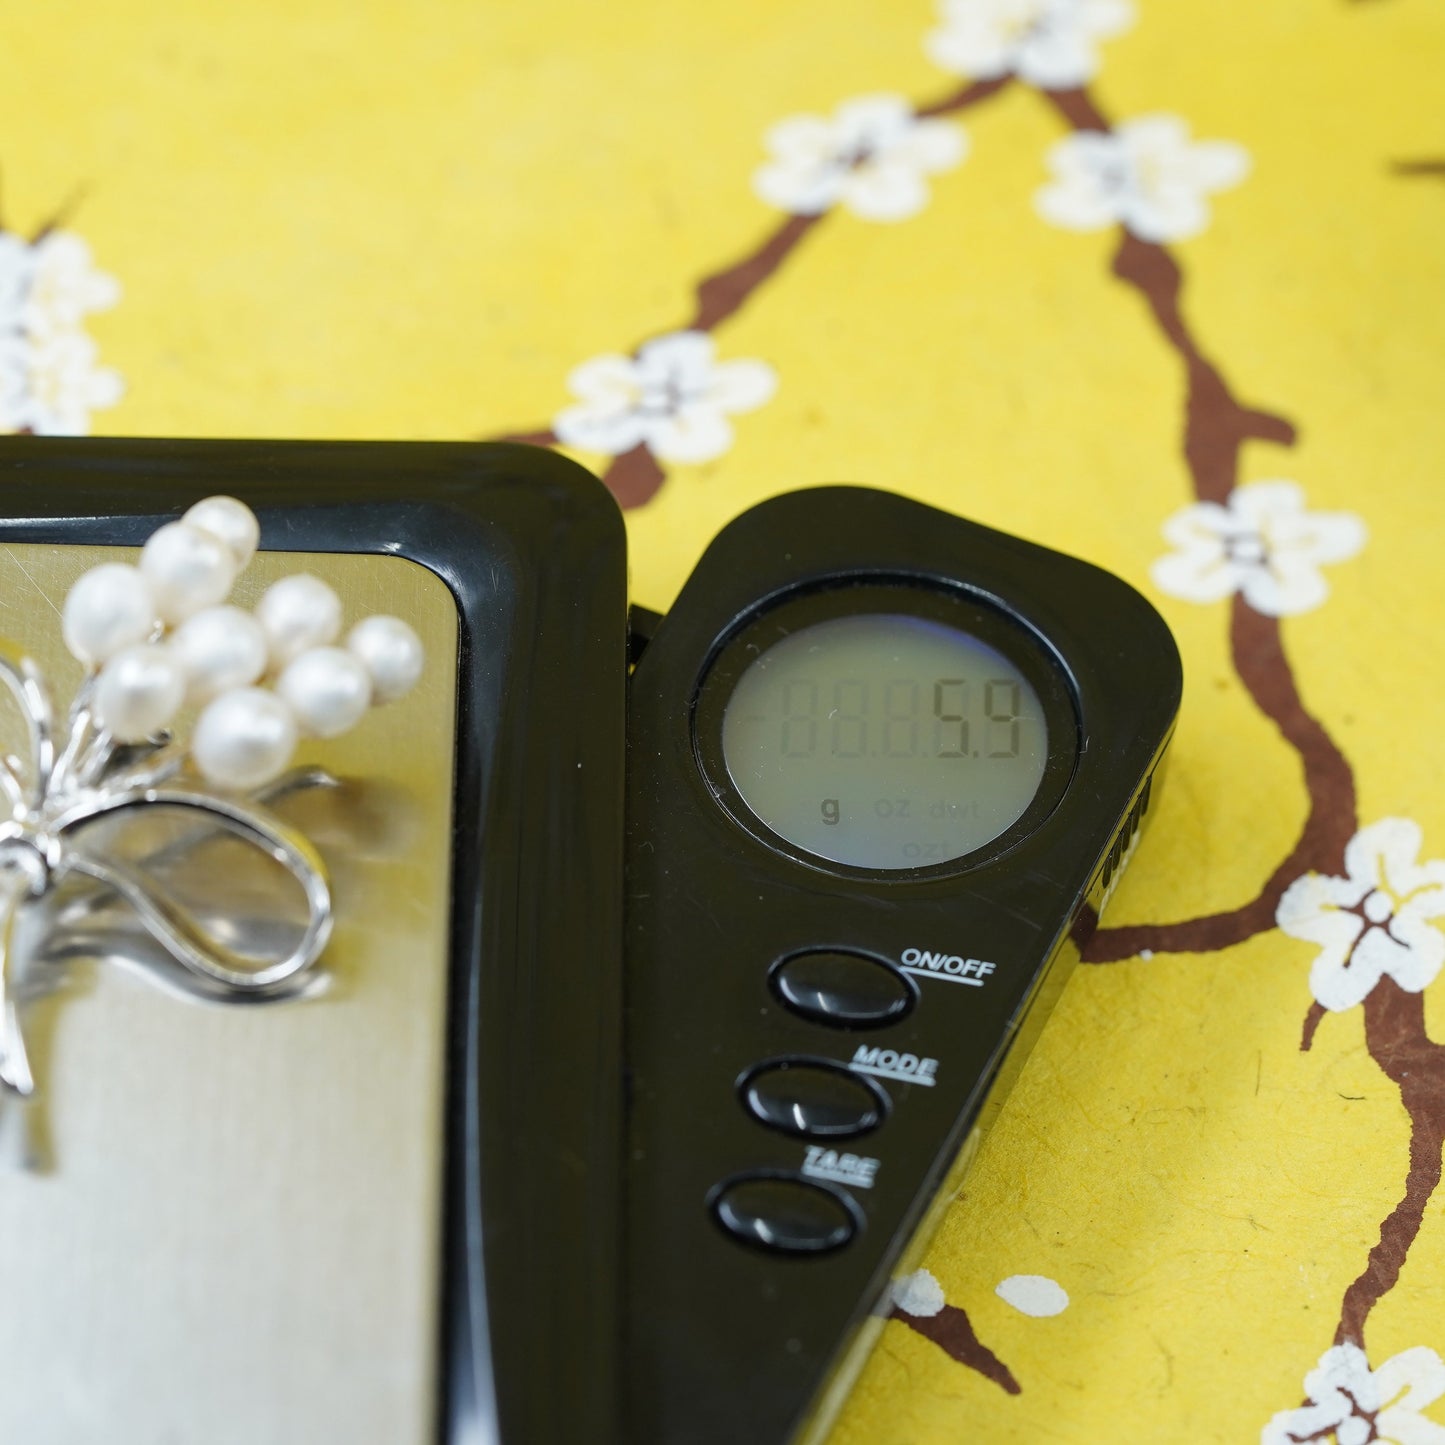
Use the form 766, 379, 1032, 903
61, 497, 425, 791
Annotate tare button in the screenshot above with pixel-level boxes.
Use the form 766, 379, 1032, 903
711, 1173, 858, 1255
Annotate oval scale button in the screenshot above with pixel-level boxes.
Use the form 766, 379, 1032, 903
742, 1060, 884, 1139
712, 1173, 857, 1255
772, 949, 916, 1028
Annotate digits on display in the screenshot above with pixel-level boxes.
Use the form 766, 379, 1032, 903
777, 677, 1024, 761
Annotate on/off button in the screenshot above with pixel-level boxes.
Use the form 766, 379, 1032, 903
770, 949, 916, 1028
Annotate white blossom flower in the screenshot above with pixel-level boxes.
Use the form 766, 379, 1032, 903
1036, 113, 1250, 242
0, 336, 32, 432
926, 0, 1134, 89
0, 228, 123, 436
21, 232, 121, 339
753, 93, 967, 223
1278, 819, 1445, 1013
0, 233, 37, 323
996, 1273, 1070, 1316
1262, 1342, 1445, 1445
15, 332, 125, 436
553, 331, 776, 465
1150, 480, 1365, 617
891, 1268, 947, 1317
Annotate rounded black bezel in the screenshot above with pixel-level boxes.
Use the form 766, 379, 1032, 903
691, 576, 1080, 882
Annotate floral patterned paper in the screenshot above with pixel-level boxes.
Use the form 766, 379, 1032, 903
926, 0, 1135, 89
1036, 114, 1251, 242
1263, 1344, 1445, 1445
1152, 480, 1367, 616
1, 0, 1443, 1439
0, 231, 121, 435
554, 331, 776, 464
753, 94, 969, 222
1279, 819, 1445, 1013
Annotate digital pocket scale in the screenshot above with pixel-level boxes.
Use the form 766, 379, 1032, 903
0, 439, 1180, 1445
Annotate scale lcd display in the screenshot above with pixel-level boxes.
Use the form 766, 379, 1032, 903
720, 612, 1049, 870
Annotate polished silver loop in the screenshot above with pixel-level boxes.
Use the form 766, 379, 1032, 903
0, 641, 335, 1100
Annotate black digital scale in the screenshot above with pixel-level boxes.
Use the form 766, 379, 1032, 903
0, 440, 1180, 1445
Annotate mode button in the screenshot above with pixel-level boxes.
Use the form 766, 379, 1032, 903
741, 1058, 885, 1139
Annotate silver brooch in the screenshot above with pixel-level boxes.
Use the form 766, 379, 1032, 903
0, 497, 424, 1118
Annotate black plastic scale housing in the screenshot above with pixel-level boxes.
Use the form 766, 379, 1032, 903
0, 444, 1180, 1445
0, 438, 629, 1445
622, 487, 1181, 1444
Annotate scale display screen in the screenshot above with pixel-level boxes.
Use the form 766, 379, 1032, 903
720, 612, 1049, 870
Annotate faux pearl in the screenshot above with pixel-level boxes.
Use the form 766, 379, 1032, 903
192, 687, 298, 791
255, 574, 342, 669
347, 615, 424, 703
277, 647, 372, 738
170, 605, 268, 703
62, 564, 158, 666
140, 521, 236, 625
183, 495, 260, 570
92, 643, 187, 744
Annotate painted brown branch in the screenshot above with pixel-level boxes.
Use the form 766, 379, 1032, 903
1090, 598, 1357, 962
482, 76, 1013, 508
1331, 980, 1445, 1344
483, 431, 671, 507
1108, 233, 1297, 503
0, 180, 89, 247
1044, 85, 1111, 135
601, 443, 666, 510
31, 183, 88, 244
1035, 84, 1445, 1355
1391, 159, 1445, 181
890, 1305, 1021, 1394
493, 426, 557, 446
1038, 84, 1357, 967
1045, 93, 1297, 504
687, 213, 824, 333
689, 79, 1008, 334
915, 74, 1012, 120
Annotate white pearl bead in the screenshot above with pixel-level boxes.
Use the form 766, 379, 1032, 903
62, 564, 158, 665
347, 615, 424, 703
170, 605, 269, 703
255, 574, 342, 669
92, 644, 187, 744
192, 688, 298, 791
183, 495, 260, 570
140, 521, 237, 625
277, 647, 372, 738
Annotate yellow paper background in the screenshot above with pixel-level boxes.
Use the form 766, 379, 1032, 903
2, 1, 1443, 1439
